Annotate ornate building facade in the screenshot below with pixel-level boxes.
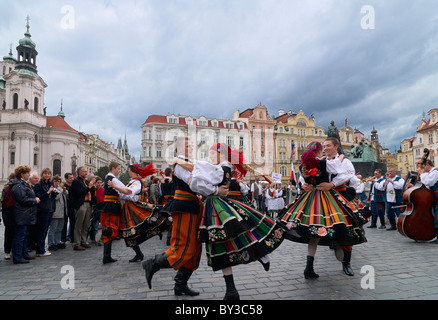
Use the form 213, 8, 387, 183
273, 109, 325, 182
414, 108, 438, 165
397, 137, 415, 176
141, 114, 250, 172
0, 21, 129, 184
233, 104, 276, 178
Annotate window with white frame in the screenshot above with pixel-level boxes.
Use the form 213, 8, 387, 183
280, 166, 287, 176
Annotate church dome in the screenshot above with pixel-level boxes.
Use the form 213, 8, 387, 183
19, 31, 36, 49
58, 109, 66, 118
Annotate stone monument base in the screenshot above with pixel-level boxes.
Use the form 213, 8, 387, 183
352, 162, 387, 178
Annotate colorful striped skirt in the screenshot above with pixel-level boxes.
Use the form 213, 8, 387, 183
119, 201, 168, 247
199, 195, 284, 271
278, 189, 367, 246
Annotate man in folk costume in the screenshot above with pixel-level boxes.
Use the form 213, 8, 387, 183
384, 167, 405, 231
160, 167, 175, 245
368, 169, 387, 229
142, 136, 212, 296
97, 161, 123, 263
159, 168, 174, 205
419, 159, 438, 241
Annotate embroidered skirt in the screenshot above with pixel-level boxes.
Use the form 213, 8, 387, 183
278, 189, 367, 246
199, 195, 284, 271
119, 201, 168, 247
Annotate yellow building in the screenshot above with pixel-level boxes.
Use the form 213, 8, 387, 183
397, 137, 415, 177
273, 110, 325, 183
382, 151, 398, 173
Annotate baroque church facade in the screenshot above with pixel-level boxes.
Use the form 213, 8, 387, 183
0, 21, 130, 185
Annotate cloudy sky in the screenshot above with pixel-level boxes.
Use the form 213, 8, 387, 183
1, 0, 438, 159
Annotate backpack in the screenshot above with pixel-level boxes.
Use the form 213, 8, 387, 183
1, 184, 16, 210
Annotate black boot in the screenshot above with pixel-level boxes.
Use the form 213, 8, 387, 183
166, 229, 172, 246
102, 241, 118, 264
174, 267, 200, 296
223, 274, 240, 300
378, 216, 386, 229
342, 250, 354, 276
386, 218, 397, 231
129, 245, 144, 262
367, 216, 377, 228
430, 229, 438, 243
102, 227, 113, 238
142, 253, 171, 289
304, 256, 319, 279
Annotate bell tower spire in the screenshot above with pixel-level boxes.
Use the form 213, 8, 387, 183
15, 15, 38, 74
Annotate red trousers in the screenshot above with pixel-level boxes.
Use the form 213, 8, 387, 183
100, 212, 121, 244
164, 211, 203, 271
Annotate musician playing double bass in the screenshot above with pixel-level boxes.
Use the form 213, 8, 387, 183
418, 159, 438, 242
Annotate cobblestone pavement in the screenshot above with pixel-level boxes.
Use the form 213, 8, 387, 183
0, 221, 437, 301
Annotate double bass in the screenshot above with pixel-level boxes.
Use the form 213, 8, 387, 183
397, 148, 437, 241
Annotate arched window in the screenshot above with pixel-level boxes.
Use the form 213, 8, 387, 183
34, 97, 39, 112
13, 93, 19, 109
53, 159, 62, 176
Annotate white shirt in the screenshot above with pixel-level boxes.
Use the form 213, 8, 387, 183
370, 177, 386, 201
118, 179, 142, 202
251, 182, 262, 196
385, 175, 405, 203
106, 173, 125, 190
239, 181, 250, 195
183, 160, 230, 197
355, 182, 365, 194
326, 154, 355, 187
420, 168, 438, 189
275, 189, 283, 198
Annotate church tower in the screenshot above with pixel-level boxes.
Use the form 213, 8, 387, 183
370, 127, 379, 144
1, 16, 47, 127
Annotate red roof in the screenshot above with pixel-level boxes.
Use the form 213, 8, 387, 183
46, 116, 80, 136
276, 114, 289, 124
143, 115, 247, 129
417, 119, 436, 132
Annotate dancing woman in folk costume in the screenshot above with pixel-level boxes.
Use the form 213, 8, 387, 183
107, 163, 165, 262
278, 142, 367, 279
177, 143, 284, 300
227, 149, 251, 205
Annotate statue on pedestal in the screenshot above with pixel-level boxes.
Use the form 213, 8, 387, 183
327, 120, 344, 154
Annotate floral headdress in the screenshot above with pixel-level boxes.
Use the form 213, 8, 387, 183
129, 163, 157, 179
209, 143, 232, 162
301, 142, 322, 176
230, 149, 248, 179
